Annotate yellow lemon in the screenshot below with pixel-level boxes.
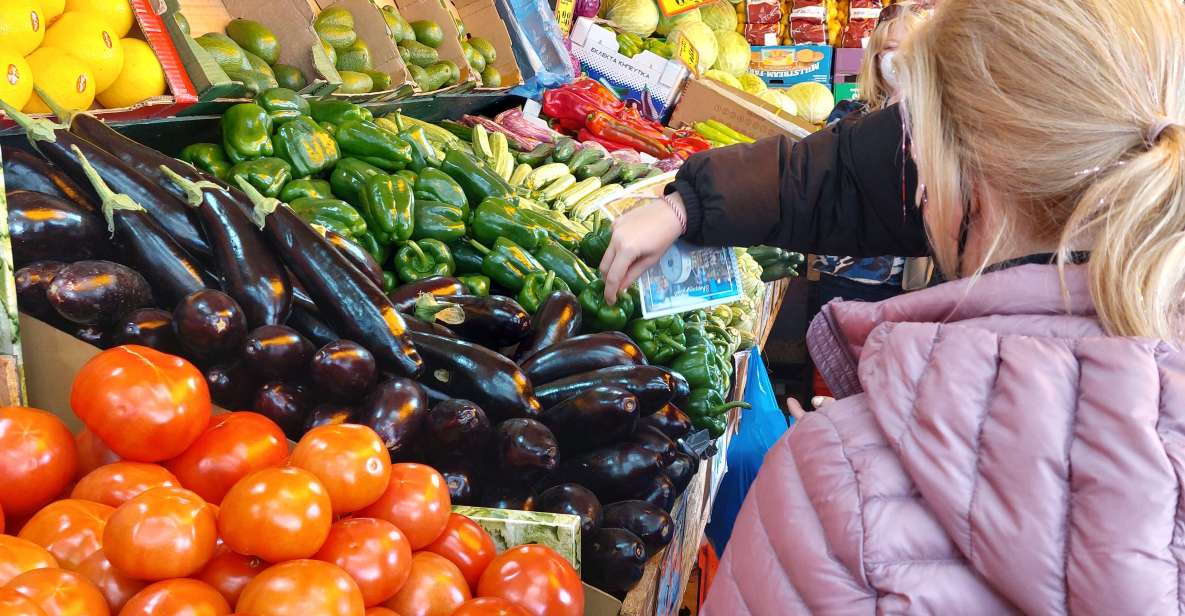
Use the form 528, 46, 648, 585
38, 0, 66, 23
96, 38, 163, 108
42, 11, 124, 92
0, 0, 45, 56
62, 0, 131, 37
0, 50, 33, 111
23, 47, 95, 113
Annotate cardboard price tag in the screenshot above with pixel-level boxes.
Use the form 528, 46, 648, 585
555, 0, 576, 35
677, 37, 700, 75
657, 0, 714, 18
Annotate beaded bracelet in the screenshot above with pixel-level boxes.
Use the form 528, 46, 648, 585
662, 193, 687, 234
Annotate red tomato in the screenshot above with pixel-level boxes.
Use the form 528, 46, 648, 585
70, 345, 210, 462
476, 545, 583, 616
196, 547, 268, 606
4, 567, 110, 616
0, 587, 48, 616
75, 549, 146, 613
452, 597, 532, 616
17, 499, 113, 570
0, 407, 79, 517
383, 552, 470, 616
365, 609, 400, 616
422, 514, 496, 591
0, 535, 59, 587
70, 462, 179, 508
102, 486, 217, 581
165, 412, 289, 505
217, 467, 332, 562
290, 424, 391, 514
75, 430, 120, 478
119, 578, 231, 616
236, 559, 365, 616
1, 501, 6, 535
355, 464, 449, 550
313, 518, 412, 606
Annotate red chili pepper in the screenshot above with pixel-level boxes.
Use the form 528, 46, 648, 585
577, 128, 633, 152
567, 78, 623, 108
585, 111, 673, 158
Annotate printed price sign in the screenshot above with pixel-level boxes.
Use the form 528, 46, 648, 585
555, 0, 576, 35
657, 0, 713, 17
676, 37, 700, 74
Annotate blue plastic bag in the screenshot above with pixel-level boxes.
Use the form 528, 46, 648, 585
494, 0, 575, 99
705, 349, 791, 551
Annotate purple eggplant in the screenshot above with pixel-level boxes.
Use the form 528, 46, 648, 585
354, 378, 428, 459
325, 230, 384, 290
205, 361, 257, 410
626, 425, 676, 466
388, 276, 465, 313
637, 403, 692, 440
535, 365, 681, 414
539, 386, 638, 454
162, 168, 291, 328
236, 179, 422, 378
582, 528, 646, 597
663, 452, 696, 494
286, 307, 339, 347
310, 339, 377, 403
480, 483, 536, 511
441, 468, 478, 505
561, 444, 664, 504
305, 403, 355, 432
521, 333, 646, 386
402, 313, 457, 337
241, 324, 314, 381
174, 289, 248, 361
635, 473, 676, 512
425, 399, 492, 466
537, 484, 602, 536
7, 190, 111, 266
602, 500, 673, 557
410, 331, 541, 421
72, 322, 109, 347
2, 147, 99, 212
47, 260, 151, 325
414, 294, 531, 349
16, 261, 67, 322
112, 308, 180, 354
514, 291, 581, 362
493, 418, 558, 477
254, 381, 312, 440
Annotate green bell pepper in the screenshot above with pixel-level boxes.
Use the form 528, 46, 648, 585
356, 232, 388, 263
514, 204, 585, 252
626, 316, 687, 365
221, 103, 273, 164
360, 174, 415, 244
412, 200, 466, 243
279, 178, 333, 202
518, 271, 570, 314
414, 168, 468, 216
684, 387, 749, 421
458, 274, 490, 297
578, 279, 635, 331
336, 119, 414, 171
469, 238, 545, 292
440, 148, 512, 204
273, 116, 340, 178
288, 197, 367, 238
684, 319, 709, 348
308, 99, 373, 125
531, 237, 596, 292
394, 239, 454, 282
330, 158, 385, 207
179, 143, 230, 180
450, 240, 486, 274
579, 215, 612, 266
383, 271, 398, 293
471, 197, 547, 251
227, 157, 291, 198
320, 121, 338, 138
705, 324, 740, 357
670, 344, 723, 390
256, 87, 310, 124
396, 170, 419, 185
760, 261, 801, 282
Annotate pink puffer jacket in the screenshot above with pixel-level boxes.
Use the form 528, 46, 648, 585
703, 263, 1185, 615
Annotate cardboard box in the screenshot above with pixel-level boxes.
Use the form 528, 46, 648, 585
310, 0, 417, 101
750, 43, 834, 89
162, 0, 341, 99
834, 81, 859, 104
569, 17, 690, 121
451, 0, 524, 90
452, 506, 581, 570
668, 77, 814, 140
374, 0, 476, 94
833, 47, 865, 82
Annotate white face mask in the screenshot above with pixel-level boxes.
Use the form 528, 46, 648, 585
880, 50, 900, 93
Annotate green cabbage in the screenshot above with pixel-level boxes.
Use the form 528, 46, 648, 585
668, 20, 718, 73
712, 29, 750, 76
786, 82, 834, 124
705, 69, 741, 89
759, 89, 798, 115
606, 0, 660, 37
656, 8, 700, 36
700, 1, 737, 32
739, 72, 766, 94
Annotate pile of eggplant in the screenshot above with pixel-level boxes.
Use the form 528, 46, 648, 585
3, 107, 712, 598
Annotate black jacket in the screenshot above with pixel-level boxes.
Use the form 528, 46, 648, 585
670, 104, 929, 258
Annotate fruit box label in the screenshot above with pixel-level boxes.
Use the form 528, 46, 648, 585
749, 44, 834, 89
569, 18, 690, 121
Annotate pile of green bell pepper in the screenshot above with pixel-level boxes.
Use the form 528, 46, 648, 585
393, 239, 454, 282
626, 315, 686, 364
359, 174, 415, 244
273, 116, 339, 178
668, 312, 751, 437
412, 200, 466, 243
518, 271, 570, 313
469, 238, 545, 292
222, 102, 273, 163
336, 119, 414, 172
180, 143, 231, 180
578, 279, 636, 331
748, 245, 806, 282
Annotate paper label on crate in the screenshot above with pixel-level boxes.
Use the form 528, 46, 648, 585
658, 0, 715, 18
555, 0, 576, 35
850, 7, 882, 19
639, 242, 744, 319
789, 5, 827, 19
676, 37, 700, 75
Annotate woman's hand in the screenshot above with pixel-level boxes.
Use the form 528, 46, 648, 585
598, 195, 685, 303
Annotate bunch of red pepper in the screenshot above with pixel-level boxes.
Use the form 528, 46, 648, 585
542, 79, 710, 160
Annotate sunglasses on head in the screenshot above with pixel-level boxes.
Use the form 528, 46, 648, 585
878, 2, 925, 25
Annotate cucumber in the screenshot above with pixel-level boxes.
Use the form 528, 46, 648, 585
566, 146, 603, 171
552, 138, 578, 163
574, 158, 612, 180
598, 160, 624, 185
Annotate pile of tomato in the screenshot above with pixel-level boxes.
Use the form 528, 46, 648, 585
0, 345, 584, 616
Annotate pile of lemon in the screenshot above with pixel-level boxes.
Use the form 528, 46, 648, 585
0, 0, 168, 113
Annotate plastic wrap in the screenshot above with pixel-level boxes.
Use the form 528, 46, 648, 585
842, 0, 883, 48
788, 0, 828, 44
498, 0, 577, 99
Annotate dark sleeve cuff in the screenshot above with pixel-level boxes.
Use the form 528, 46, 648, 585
668, 175, 703, 242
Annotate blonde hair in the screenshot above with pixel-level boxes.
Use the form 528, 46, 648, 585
855, 3, 925, 111
896, 0, 1185, 339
